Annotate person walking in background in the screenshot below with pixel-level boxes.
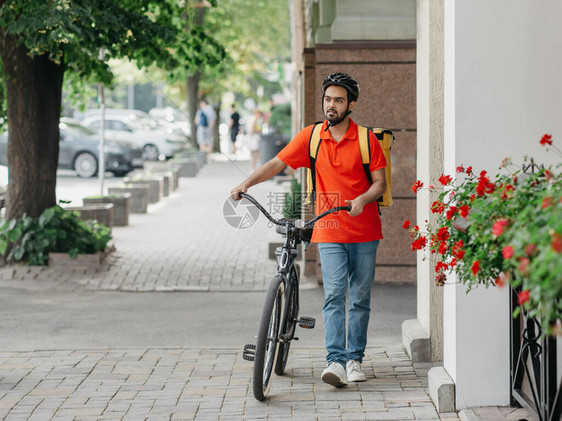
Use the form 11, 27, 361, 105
229, 103, 241, 156
247, 108, 263, 171
195, 98, 216, 154
231, 73, 387, 388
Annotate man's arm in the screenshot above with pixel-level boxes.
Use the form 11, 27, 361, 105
344, 168, 387, 217
230, 157, 287, 200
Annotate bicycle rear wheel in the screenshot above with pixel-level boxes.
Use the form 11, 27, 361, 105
275, 265, 299, 375
252, 275, 285, 401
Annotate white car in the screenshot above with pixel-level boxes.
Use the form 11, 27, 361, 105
81, 113, 187, 161
149, 107, 191, 139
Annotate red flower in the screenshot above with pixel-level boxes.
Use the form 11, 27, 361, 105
435, 261, 449, 273
502, 245, 514, 259
435, 272, 447, 286
459, 205, 470, 217
436, 227, 450, 242
446, 206, 457, 221
471, 260, 481, 276
495, 276, 504, 288
545, 170, 553, 181
517, 290, 530, 305
402, 220, 411, 229
466, 166, 473, 175
476, 171, 496, 196
501, 184, 515, 200
524, 243, 537, 257
539, 134, 553, 146
439, 174, 453, 186
551, 233, 562, 253
541, 196, 554, 209
412, 180, 423, 193
431, 201, 445, 214
456, 165, 465, 173
452, 240, 465, 259
411, 236, 427, 251
518, 257, 530, 275
438, 242, 448, 254
449, 258, 458, 267
492, 219, 510, 237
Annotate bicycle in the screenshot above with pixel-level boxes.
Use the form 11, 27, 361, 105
240, 192, 351, 401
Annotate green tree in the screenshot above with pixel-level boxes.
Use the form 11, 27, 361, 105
0, 0, 224, 219
175, 0, 290, 150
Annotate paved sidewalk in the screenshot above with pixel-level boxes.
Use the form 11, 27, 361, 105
0, 158, 281, 292
0, 157, 531, 420
0, 345, 445, 420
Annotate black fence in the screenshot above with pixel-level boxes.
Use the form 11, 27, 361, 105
510, 287, 561, 421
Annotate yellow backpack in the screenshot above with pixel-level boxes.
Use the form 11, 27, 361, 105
306, 123, 394, 207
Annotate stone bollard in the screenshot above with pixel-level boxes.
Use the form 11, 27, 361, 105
65, 203, 114, 231
169, 158, 198, 177
108, 185, 149, 213
123, 177, 164, 204
83, 193, 131, 226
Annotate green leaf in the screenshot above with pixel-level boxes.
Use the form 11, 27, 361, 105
68, 248, 78, 259
6, 227, 22, 243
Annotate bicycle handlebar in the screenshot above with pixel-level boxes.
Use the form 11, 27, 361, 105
238, 192, 351, 228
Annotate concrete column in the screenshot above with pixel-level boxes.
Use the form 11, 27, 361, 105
403, 0, 443, 364
440, 0, 562, 409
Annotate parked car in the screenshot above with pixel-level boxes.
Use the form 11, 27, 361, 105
80, 109, 188, 160
148, 107, 191, 138
0, 119, 144, 178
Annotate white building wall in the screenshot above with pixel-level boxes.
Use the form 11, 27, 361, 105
442, 0, 562, 408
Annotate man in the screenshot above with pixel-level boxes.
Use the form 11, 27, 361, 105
231, 72, 386, 387
195, 98, 216, 154
229, 103, 241, 155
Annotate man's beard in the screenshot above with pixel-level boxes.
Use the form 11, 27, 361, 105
325, 109, 340, 124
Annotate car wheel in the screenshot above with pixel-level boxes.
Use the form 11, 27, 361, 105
74, 152, 98, 178
143, 144, 159, 161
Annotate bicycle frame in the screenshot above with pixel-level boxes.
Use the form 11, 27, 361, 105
239, 192, 350, 343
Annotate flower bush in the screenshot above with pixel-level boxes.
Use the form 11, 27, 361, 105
404, 134, 561, 334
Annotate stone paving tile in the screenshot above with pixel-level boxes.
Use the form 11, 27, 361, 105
0, 345, 461, 420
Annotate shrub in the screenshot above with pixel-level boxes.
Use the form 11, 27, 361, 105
0, 205, 112, 265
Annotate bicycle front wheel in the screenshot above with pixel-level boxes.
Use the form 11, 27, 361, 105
252, 275, 285, 401
275, 264, 299, 375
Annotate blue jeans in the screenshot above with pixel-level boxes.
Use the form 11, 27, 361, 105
318, 241, 379, 366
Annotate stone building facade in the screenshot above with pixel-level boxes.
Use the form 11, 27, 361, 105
289, 0, 417, 283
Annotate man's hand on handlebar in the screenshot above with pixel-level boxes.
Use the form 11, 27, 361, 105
344, 197, 366, 217
230, 185, 248, 201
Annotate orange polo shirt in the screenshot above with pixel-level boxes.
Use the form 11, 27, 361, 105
277, 119, 386, 243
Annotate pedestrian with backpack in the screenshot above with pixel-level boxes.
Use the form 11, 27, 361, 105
195, 98, 216, 154
231, 72, 388, 387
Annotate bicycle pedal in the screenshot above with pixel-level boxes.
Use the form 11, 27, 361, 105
298, 316, 316, 329
243, 344, 256, 361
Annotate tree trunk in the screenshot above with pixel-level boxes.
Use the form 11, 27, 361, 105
0, 29, 63, 220
186, 71, 200, 149
185, 1, 206, 149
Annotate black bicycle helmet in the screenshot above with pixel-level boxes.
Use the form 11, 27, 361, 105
322, 72, 360, 103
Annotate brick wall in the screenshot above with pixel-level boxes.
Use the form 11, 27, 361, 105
302, 41, 417, 283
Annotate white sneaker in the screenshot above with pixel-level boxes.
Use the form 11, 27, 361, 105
346, 360, 367, 382
321, 362, 348, 387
